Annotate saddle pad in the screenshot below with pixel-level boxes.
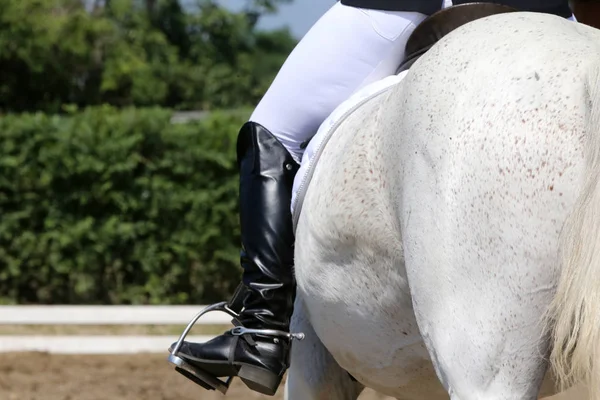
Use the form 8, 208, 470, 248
291, 70, 410, 233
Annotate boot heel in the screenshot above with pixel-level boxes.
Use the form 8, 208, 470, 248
238, 364, 283, 396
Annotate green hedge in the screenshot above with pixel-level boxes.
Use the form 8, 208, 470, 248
0, 106, 250, 305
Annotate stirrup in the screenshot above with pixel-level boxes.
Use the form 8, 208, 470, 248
168, 301, 239, 394
167, 285, 305, 395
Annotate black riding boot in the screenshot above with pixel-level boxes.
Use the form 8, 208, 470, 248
169, 121, 301, 396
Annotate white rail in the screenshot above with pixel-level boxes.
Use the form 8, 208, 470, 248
0, 305, 232, 325
0, 305, 231, 354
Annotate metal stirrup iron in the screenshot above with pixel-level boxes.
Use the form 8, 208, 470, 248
167, 284, 305, 394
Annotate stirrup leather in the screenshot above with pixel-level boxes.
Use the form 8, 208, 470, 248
167, 284, 305, 394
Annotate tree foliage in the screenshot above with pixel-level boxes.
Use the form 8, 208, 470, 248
0, 0, 297, 113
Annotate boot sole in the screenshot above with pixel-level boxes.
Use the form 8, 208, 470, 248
169, 348, 284, 396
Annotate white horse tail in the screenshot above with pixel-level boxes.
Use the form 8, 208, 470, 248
546, 65, 600, 399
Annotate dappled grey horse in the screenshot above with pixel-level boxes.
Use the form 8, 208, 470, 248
286, 6, 600, 400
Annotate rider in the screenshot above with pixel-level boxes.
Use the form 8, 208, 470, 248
170, 0, 575, 395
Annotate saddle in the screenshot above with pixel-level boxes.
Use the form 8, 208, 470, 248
397, 2, 519, 73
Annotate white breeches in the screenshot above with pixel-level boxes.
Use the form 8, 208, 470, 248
250, 1, 577, 164
249, 1, 428, 163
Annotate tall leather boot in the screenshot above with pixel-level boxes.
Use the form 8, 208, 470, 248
169, 121, 300, 396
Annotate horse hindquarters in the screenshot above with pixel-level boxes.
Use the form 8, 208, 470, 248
394, 15, 598, 400
399, 132, 580, 400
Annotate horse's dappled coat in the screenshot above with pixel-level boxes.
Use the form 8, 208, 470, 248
287, 12, 600, 400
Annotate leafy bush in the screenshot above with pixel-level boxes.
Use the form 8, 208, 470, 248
0, 106, 250, 305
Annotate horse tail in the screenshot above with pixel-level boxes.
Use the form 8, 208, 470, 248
546, 66, 600, 399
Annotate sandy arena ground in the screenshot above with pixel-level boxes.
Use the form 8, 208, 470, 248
0, 352, 393, 400
0, 352, 588, 400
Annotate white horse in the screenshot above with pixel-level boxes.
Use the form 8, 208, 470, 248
286, 10, 600, 400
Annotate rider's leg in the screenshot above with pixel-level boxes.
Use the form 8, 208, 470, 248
170, 1, 427, 395
248, 3, 428, 163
